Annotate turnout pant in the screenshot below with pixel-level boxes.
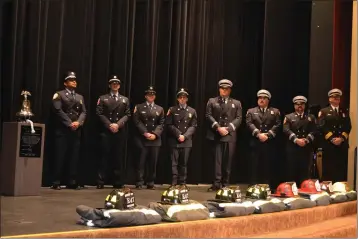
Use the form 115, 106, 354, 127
98, 131, 126, 186
211, 141, 236, 188
170, 147, 191, 185
53, 127, 81, 185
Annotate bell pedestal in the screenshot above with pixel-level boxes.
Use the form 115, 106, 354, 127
0, 122, 45, 196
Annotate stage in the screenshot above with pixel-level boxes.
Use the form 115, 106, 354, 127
1, 184, 357, 238
0, 184, 236, 237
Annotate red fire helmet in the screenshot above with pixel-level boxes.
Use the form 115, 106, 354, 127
272, 182, 298, 197
298, 179, 321, 194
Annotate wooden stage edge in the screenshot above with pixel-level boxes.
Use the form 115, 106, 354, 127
4, 201, 357, 238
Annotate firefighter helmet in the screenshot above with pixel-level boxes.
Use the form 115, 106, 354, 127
104, 188, 135, 210
298, 179, 321, 194
214, 186, 242, 203
161, 185, 190, 204
246, 184, 268, 199
272, 182, 298, 197
332, 182, 350, 193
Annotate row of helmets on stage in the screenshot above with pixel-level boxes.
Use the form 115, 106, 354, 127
76, 179, 357, 228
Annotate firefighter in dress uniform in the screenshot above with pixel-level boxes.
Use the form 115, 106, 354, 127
165, 88, 198, 186
283, 96, 316, 185
51, 71, 87, 190
246, 89, 281, 185
205, 79, 242, 191
317, 89, 351, 181
96, 75, 131, 189
133, 86, 165, 190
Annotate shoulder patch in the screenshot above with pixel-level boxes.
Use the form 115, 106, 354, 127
134, 106, 137, 113
283, 117, 287, 124
53, 93, 59, 100
167, 108, 171, 116
318, 111, 322, 118
97, 98, 100, 105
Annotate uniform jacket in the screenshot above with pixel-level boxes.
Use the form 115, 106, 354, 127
283, 112, 316, 145
205, 96, 242, 142
96, 93, 131, 133
133, 102, 165, 147
317, 106, 351, 144
52, 89, 86, 129
246, 106, 281, 141
165, 105, 197, 148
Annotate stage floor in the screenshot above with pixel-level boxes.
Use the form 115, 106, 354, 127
0, 184, 248, 237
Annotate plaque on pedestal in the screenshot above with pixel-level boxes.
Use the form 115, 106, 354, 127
0, 122, 45, 196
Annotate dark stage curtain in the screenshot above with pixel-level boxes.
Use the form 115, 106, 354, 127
1, 0, 315, 187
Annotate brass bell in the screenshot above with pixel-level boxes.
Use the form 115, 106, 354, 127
16, 90, 34, 121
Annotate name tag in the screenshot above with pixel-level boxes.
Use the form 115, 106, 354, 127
271, 111, 274, 115
232, 104, 235, 108
141, 111, 146, 114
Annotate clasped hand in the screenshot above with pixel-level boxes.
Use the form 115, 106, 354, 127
144, 132, 156, 140
217, 127, 229, 136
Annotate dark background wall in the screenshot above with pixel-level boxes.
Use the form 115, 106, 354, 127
0, 0, 353, 187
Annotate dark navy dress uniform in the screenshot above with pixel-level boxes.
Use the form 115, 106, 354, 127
166, 89, 198, 185
283, 96, 316, 185
51, 72, 86, 189
206, 79, 242, 189
246, 90, 281, 185
96, 76, 131, 188
133, 87, 165, 189
317, 89, 351, 182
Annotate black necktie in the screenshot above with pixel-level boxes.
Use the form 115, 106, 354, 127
112, 95, 117, 101
335, 108, 338, 114
71, 92, 76, 100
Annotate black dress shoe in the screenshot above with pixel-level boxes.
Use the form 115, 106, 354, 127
147, 185, 155, 190
50, 184, 61, 190
97, 184, 104, 189
135, 185, 143, 189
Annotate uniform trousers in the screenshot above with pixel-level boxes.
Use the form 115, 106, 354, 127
286, 142, 312, 185
249, 140, 275, 185
53, 126, 81, 185
170, 147, 191, 185
211, 141, 236, 188
321, 141, 348, 182
98, 130, 126, 186
135, 138, 160, 187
